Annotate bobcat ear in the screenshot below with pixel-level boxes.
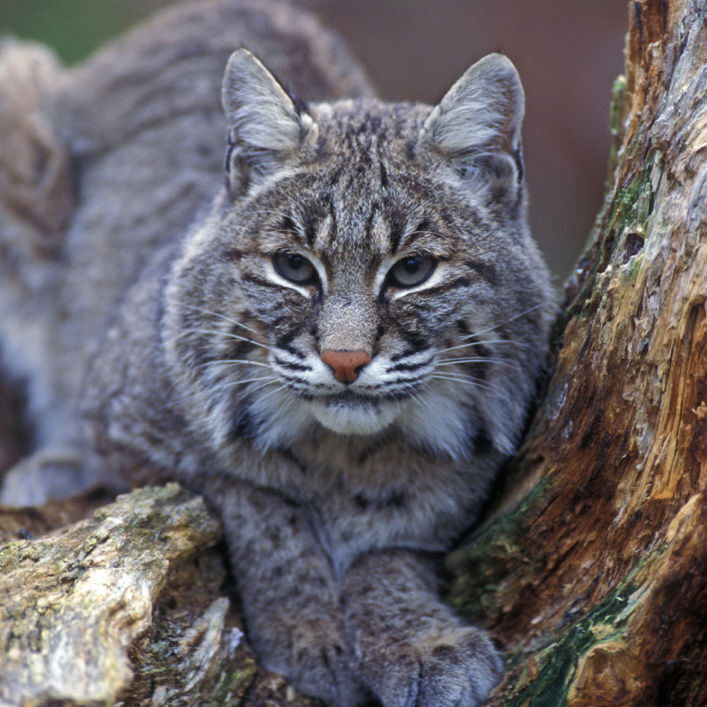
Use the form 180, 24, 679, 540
421, 53, 525, 210
221, 48, 317, 194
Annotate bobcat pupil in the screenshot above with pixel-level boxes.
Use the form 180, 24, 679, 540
287, 254, 304, 269
402, 257, 421, 273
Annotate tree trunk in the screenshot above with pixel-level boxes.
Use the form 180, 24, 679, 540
0, 0, 704, 704
446, 1, 706, 704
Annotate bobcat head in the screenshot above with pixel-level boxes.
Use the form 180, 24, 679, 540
164, 49, 553, 462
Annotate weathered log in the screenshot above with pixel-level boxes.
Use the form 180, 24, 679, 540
0, 484, 317, 705
445, 1, 706, 704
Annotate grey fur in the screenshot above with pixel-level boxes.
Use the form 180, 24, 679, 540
0, 1, 554, 704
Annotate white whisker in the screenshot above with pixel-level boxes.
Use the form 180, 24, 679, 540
436, 338, 533, 355
254, 382, 290, 406
175, 303, 260, 335
193, 358, 272, 371
154, 374, 278, 414
462, 304, 546, 340
437, 357, 519, 369
180, 328, 276, 354
244, 378, 282, 395
431, 373, 495, 392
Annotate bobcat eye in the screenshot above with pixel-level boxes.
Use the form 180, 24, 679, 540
272, 252, 318, 285
387, 254, 436, 288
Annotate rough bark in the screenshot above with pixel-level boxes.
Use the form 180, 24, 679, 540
0, 484, 318, 706
0, 0, 704, 705
445, 1, 706, 704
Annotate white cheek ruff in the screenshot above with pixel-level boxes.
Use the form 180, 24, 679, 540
248, 386, 315, 449
397, 380, 476, 460
264, 349, 488, 456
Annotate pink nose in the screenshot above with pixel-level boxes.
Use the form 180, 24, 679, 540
320, 350, 371, 383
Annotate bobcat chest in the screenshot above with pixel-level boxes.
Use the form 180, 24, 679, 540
263, 442, 496, 575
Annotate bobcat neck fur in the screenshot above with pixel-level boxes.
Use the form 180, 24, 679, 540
0, 1, 554, 704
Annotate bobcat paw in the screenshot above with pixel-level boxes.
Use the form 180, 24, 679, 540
291, 641, 369, 706
253, 620, 369, 706
0, 450, 88, 506
0, 448, 123, 506
363, 626, 502, 707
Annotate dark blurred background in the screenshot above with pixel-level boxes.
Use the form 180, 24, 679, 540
0, 0, 627, 280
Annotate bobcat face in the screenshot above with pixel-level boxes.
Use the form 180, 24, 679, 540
165, 51, 552, 461
225, 162, 499, 450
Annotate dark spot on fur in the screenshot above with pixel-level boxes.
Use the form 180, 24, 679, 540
389, 210, 407, 254
278, 343, 305, 360
275, 327, 299, 349
228, 337, 254, 358
374, 323, 386, 345
379, 160, 389, 188
473, 426, 492, 454
456, 320, 471, 335
280, 215, 297, 234
275, 356, 309, 372
277, 447, 307, 474
386, 358, 428, 373
229, 397, 257, 442
222, 247, 245, 262
431, 644, 457, 662
377, 490, 406, 510
472, 342, 491, 360
304, 215, 316, 246
402, 330, 428, 352
512, 145, 524, 183
465, 259, 498, 285
405, 139, 416, 161
353, 494, 370, 510
390, 346, 417, 362
416, 218, 433, 236
328, 198, 338, 238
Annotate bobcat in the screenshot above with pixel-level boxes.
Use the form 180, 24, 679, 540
0, 0, 553, 704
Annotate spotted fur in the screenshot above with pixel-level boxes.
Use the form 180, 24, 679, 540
1, 4, 553, 705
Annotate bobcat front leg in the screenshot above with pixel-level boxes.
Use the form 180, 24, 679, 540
210, 480, 369, 706
341, 550, 502, 707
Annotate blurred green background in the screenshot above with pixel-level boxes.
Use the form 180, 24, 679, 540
0, 0, 626, 279
0, 0, 157, 64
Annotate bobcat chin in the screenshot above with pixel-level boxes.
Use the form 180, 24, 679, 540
0, 1, 554, 704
